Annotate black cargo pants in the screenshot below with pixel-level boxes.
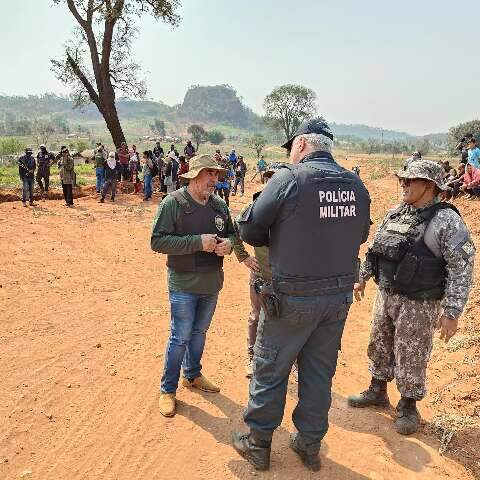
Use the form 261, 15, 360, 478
244, 291, 352, 453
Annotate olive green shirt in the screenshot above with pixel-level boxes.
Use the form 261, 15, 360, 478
151, 188, 235, 294
232, 218, 272, 282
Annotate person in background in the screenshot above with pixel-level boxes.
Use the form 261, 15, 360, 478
257, 155, 267, 183
403, 151, 422, 169
165, 151, 179, 194
444, 164, 466, 200
215, 166, 234, 206
57, 147, 75, 207
18, 147, 36, 207
177, 156, 189, 188
117, 141, 130, 181
459, 163, 480, 199
169, 143, 175, 154
36, 144, 54, 199
142, 150, 154, 201
184, 140, 196, 159
456, 133, 473, 164
99, 152, 121, 203
214, 149, 223, 166
129, 145, 140, 181
153, 141, 164, 159
229, 149, 238, 168
232, 165, 282, 377
467, 137, 480, 169
232, 155, 247, 196
93, 143, 107, 193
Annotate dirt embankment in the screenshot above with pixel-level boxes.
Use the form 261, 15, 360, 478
0, 156, 478, 480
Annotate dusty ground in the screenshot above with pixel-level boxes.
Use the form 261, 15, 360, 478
1, 156, 479, 480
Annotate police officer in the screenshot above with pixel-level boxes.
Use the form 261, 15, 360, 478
348, 160, 475, 435
231, 119, 371, 471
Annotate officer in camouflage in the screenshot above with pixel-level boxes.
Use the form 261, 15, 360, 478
231, 119, 371, 472
349, 159, 475, 435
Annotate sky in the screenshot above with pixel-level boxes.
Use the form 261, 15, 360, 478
1, 0, 479, 135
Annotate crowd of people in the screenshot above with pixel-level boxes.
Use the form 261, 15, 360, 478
17, 139, 272, 208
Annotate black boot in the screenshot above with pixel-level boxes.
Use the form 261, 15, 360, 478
395, 397, 419, 435
231, 432, 271, 471
99, 197, 104, 203
347, 377, 389, 408
289, 433, 321, 472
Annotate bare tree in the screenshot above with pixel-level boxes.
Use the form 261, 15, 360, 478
264, 84, 317, 142
51, 0, 181, 147
32, 118, 55, 147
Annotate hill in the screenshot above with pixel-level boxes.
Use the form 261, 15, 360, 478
0, 89, 447, 142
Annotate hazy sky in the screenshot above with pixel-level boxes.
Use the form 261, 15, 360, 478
1, 0, 479, 134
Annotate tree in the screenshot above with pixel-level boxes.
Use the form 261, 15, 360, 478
207, 130, 225, 145
32, 118, 55, 146
51, 1, 181, 148
448, 120, 480, 155
415, 138, 431, 156
248, 134, 266, 158
263, 84, 317, 141
187, 124, 207, 151
150, 118, 166, 137
367, 138, 379, 155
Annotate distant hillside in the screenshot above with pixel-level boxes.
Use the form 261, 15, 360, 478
0, 90, 446, 142
331, 123, 414, 141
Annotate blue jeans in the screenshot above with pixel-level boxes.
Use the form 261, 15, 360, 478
161, 290, 219, 393
22, 177, 34, 203
95, 167, 105, 192
144, 174, 153, 199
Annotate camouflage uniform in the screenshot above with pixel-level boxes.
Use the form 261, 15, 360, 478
360, 161, 475, 400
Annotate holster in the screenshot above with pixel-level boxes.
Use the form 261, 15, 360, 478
259, 282, 281, 319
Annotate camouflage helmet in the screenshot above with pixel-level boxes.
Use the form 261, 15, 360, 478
396, 160, 449, 191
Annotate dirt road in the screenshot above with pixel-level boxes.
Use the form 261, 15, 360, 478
1, 161, 478, 479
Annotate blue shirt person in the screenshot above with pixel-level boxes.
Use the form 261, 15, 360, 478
467, 139, 480, 168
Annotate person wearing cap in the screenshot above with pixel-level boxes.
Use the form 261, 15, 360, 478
348, 160, 475, 435
18, 147, 37, 207
36, 144, 55, 199
57, 147, 75, 207
151, 154, 236, 418
164, 150, 179, 194
232, 118, 371, 472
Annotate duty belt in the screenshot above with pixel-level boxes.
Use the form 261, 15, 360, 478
273, 274, 356, 296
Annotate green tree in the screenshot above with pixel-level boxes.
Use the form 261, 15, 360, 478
248, 134, 267, 158
187, 124, 207, 151
150, 118, 166, 137
51, 1, 180, 148
448, 120, 480, 155
0, 138, 23, 155
207, 130, 225, 145
415, 138, 431, 156
263, 84, 317, 141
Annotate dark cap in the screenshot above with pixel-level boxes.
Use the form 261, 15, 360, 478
281, 117, 334, 150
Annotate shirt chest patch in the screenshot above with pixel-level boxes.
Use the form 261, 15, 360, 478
215, 215, 225, 232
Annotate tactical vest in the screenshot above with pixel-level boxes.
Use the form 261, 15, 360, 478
37, 152, 51, 172
270, 157, 370, 296
368, 202, 459, 300
166, 189, 229, 273
94, 151, 105, 168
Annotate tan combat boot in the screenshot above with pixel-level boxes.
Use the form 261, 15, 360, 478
181, 375, 220, 393
159, 393, 176, 417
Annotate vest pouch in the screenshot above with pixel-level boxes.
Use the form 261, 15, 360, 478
394, 252, 418, 285
371, 234, 410, 262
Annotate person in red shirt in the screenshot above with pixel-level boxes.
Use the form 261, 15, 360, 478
177, 156, 190, 188
460, 163, 480, 199
117, 142, 130, 181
